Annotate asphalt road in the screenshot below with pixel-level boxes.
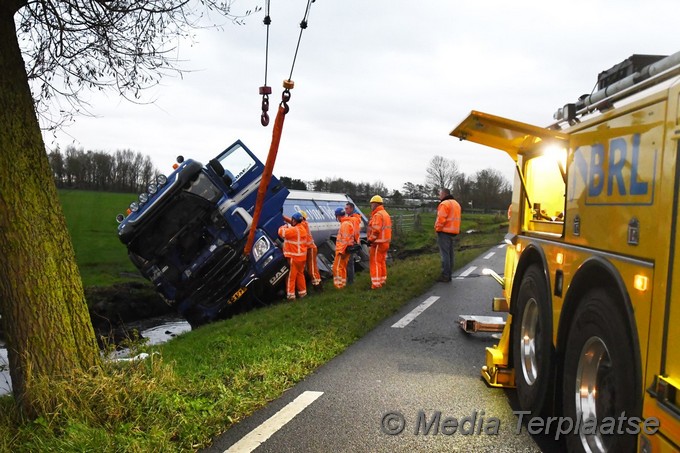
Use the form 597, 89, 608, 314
204, 245, 565, 453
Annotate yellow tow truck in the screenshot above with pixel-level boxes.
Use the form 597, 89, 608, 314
451, 51, 680, 452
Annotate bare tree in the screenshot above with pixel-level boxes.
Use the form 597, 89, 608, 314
48, 147, 65, 184
425, 155, 459, 192
0, 0, 256, 415
452, 172, 472, 207
472, 168, 512, 210
371, 180, 388, 198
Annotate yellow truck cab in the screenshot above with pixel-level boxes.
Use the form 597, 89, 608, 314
451, 51, 680, 453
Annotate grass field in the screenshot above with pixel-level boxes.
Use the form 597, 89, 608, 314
390, 210, 507, 256
0, 202, 508, 452
57, 189, 139, 287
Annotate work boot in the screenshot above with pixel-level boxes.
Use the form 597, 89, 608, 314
436, 275, 451, 282
312, 283, 323, 293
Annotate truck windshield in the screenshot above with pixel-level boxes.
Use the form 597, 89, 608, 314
217, 144, 256, 183
129, 191, 214, 266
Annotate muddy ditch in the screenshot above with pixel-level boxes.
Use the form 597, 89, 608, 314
86, 281, 176, 347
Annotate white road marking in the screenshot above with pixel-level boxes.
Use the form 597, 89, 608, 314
497, 243, 505, 249
483, 252, 495, 260
391, 296, 440, 328
225, 391, 324, 453
456, 266, 477, 280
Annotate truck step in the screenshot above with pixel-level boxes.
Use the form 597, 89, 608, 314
458, 315, 505, 333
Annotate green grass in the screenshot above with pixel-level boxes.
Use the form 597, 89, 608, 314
391, 210, 507, 255
0, 202, 506, 452
57, 190, 138, 286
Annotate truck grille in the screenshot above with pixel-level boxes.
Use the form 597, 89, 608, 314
184, 244, 249, 309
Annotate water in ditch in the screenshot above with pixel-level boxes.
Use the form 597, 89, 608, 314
0, 316, 191, 397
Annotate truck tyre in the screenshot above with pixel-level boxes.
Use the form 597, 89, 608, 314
512, 264, 553, 417
562, 288, 639, 453
356, 241, 370, 271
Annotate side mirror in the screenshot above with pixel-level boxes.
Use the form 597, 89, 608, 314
209, 158, 224, 176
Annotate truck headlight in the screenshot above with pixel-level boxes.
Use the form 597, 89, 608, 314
129, 201, 139, 213
139, 193, 149, 204
252, 237, 270, 261
156, 174, 167, 185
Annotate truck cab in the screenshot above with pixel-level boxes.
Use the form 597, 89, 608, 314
116, 140, 289, 327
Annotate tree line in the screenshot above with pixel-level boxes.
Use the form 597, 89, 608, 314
281, 156, 512, 211
280, 176, 389, 204
46, 148, 510, 211
48, 146, 158, 193
399, 167, 512, 211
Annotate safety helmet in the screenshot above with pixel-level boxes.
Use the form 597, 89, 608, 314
299, 210, 308, 219
334, 207, 345, 217
291, 212, 304, 222
370, 195, 383, 204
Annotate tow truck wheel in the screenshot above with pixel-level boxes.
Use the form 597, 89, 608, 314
562, 288, 639, 453
512, 264, 552, 417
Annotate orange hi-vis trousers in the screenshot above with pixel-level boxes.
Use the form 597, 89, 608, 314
332, 252, 350, 289
287, 258, 307, 299
307, 245, 321, 286
369, 243, 389, 289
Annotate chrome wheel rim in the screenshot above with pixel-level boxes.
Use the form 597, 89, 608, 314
520, 298, 539, 385
575, 336, 610, 453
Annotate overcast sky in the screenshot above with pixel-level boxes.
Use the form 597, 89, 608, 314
40, 0, 678, 193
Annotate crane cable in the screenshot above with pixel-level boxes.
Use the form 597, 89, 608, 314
245, 0, 317, 257
287, 0, 315, 85
259, 0, 272, 126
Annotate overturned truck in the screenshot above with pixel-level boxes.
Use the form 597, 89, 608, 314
116, 140, 367, 327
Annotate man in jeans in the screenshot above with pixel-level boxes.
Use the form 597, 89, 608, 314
435, 188, 461, 282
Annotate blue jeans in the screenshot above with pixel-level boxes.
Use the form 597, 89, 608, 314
437, 232, 456, 278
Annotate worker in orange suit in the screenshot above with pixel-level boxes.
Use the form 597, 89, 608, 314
344, 202, 362, 285
300, 210, 322, 291
332, 207, 355, 289
278, 212, 308, 300
284, 211, 322, 292
435, 188, 461, 282
367, 195, 391, 289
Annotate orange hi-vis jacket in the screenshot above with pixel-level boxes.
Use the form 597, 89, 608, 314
368, 205, 392, 243
278, 223, 308, 261
284, 215, 316, 248
335, 217, 356, 254
348, 213, 361, 244
435, 198, 461, 234
300, 219, 316, 248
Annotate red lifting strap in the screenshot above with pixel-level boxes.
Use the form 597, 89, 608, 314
244, 104, 287, 256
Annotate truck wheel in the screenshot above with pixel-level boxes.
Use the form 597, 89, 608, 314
562, 288, 639, 453
512, 264, 552, 417
356, 242, 370, 271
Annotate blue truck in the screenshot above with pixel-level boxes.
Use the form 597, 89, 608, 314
116, 140, 367, 328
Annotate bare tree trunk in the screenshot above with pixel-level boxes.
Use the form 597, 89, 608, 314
0, 8, 100, 416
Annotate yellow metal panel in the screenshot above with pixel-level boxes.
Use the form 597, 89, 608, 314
450, 111, 569, 161
564, 102, 666, 260
643, 397, 680, 450
653, 83, 680, 416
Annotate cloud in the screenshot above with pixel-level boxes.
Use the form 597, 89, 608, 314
41, 0, 680, 192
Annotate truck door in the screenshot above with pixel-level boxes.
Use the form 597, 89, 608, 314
212, 140, 288, 241
655, 82, 680, 435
